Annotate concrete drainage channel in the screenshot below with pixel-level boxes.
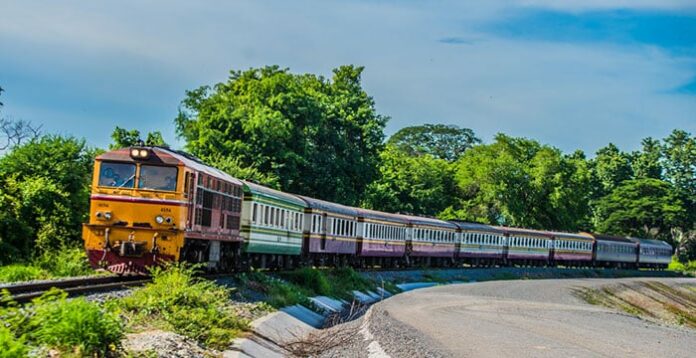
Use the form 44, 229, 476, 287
225, 283, 437, 358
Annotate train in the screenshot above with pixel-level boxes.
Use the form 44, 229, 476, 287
82, 146, 673, 274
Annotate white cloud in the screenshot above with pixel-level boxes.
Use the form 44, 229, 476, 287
0, 0, 694, 152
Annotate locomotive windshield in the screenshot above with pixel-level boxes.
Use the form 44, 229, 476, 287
138, 165, 178, 191
98, 162, 136, 188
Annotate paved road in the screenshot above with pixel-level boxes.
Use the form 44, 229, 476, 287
371, 278, 696, 358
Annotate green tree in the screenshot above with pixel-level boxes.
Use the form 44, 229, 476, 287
0, 136, 96, 262
387, 124, 480, 161
631, 137, 663, 180
175, 65, 387, 205
662, 129, 695, 198
449, 134, 592, 231
362, 144, 457, 216
591, 143, 633, 197
110, 127, 167, 149
593, 178, 687, 242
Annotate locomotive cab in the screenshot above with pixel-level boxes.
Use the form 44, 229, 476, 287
83, 147, 189, 274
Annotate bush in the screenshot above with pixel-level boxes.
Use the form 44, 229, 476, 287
0, 247, 94, 283
120, 264, 248, 349
0, 289, 123, 357
0, 264, 48, 283
668, 257, 696, 275
29, 291, 123, 356
34, 247, 93, 277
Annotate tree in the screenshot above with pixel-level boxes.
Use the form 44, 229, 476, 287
362, 144, 457, 216
593, 178, 688, 242
631, 137, 663, 180
0, 89, 42, 151
449, 134, 593, 231
591, 143, 633, 197
0, 136, 97, 262
662, 129, 696, 199
387, 124, 480, 161
175, 65, 387, 205
110, 127, 167, 149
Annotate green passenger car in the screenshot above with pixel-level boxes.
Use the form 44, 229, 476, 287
240, 181, 306, 256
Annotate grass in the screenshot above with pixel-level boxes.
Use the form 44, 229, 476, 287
0, 288, 123, 357
240, 267, 381, 308
668, 258, 696, 275
0, 247, 96, 283
118, 263, 249, 350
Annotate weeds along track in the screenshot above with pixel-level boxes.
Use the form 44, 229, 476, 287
0, 275, 151, 304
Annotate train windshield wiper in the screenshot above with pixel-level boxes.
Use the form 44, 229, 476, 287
117, 174, 135, 188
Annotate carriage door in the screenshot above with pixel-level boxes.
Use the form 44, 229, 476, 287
321, 213, 328, 251
184, 172, 196, 229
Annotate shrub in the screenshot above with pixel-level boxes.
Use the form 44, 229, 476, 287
0, 264, 48, 283
0, 289, 123, 356
29, 290, 123, 356
34, 247, 93, 277
0, 247, 94, 283
120, 264, 248, 349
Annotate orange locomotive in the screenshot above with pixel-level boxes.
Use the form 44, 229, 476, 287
82, 146, 244, 274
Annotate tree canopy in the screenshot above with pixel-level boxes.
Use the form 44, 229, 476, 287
387, 124, 480, 161
0, 136, 96, 263
110, 127, 168, 149
447, 134, 593, 231
594, 178, 687, 240
362, 144, 457, 216
175, 65, 387, 206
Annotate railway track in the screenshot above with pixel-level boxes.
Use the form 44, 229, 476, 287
0, 275, 151, 304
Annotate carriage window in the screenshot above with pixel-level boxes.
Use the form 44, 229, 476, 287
139, 165, 178, 191
99, 162, 136, 188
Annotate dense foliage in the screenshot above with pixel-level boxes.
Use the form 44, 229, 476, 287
119, 264, 249, 349
387, 124, 480, 161
362, 144, 458, 216
0, 289, 123, 356
110, 126, 167, 149
0, 135, 97, 264
175, 65, 387, 205
443, 134, 593, 231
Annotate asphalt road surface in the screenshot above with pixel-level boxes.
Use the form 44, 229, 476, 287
369, 278, 696, 358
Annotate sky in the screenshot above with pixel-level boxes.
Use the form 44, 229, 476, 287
1, 0, 695, 154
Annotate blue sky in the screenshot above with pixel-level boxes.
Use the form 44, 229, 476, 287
1, 0, 695, 154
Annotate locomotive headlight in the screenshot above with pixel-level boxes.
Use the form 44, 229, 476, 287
155, 215, 165, 224
103, 212, 112, 220
129, 147, 150, 160
165, 217, 173, 224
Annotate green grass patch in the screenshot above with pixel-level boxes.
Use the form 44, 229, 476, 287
119, 264, 249, 350
0, 288, 123, 357
241, 267, 380, 307
280, 267, 378, 301
0, 247, 95, 283
669, 257, 696, 276
0, 264, 49, 283
239, 271, 312, 308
